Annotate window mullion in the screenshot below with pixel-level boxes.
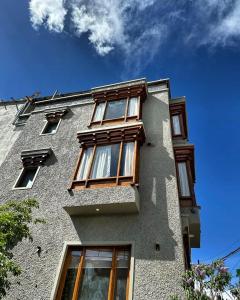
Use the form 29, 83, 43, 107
85, 145, 96, 187
132, 140, 138, 184
108, 247, 117, 300
101, 101, 107, 125
124, 97, 129, 121
116, 142, 123, 185
72, 248, 86, 300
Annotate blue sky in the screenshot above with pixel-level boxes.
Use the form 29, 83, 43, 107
1, 0, 240, 272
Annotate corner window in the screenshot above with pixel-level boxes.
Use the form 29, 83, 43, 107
71, 125, 145, 190
91, 97, 140, 125
14, 167, 39, 189
177, 162, 190, 197
56, 246, 131, 300
41, 120, 60, 135
170, 102, 188, 139
172, 115, 181, 136
174, 146, 196, 207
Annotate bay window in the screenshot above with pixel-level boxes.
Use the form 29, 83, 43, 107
56, 246, 131, 300
71, 125, 145, 190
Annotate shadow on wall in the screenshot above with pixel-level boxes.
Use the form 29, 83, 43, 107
70, 94, 179, 262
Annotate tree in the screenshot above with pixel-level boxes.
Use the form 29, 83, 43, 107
0, 199, 44, 299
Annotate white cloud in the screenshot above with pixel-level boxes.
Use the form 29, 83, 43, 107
28, 0, 240, 71
208, 0, 240, 45
29, 0, 67, 32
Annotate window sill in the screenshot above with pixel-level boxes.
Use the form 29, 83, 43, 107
71, 176, 135, 190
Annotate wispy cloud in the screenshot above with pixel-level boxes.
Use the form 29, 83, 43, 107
29, 0, 240, 71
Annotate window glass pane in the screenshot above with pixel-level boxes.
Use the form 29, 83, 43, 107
120, 142, 134, 176
114, 249, 130, 300
61, 250, 82, 300
78, 248, 112, 300
16, 167, 38, 188
172, 115, 181, 135
93, 102, 106, 122
178, 162, 190, 196
43, 121, 59, 134
104, 99, 126, 120
127, 97, 138, 116
91, 144, 120, 179
77, 147, 93, 180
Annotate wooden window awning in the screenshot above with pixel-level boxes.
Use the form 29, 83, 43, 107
77, 124, 146, 148
92, 84, 147, 102
45, 107, 69, 121
21, 148, 52, 167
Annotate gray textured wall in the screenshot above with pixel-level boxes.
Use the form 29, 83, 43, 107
0, 89, 185, 300
0, 104, 23, 167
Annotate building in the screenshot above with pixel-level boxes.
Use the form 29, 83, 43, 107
0, 78, 200, 300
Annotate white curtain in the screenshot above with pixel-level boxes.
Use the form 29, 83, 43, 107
77, 147, 93, 180
178, 162, 190, 196
93, 102, 105, 121
172, 115, 181, 135
91, 145, 111, 179
127, 97, 138, 116
121, 142, 134, 176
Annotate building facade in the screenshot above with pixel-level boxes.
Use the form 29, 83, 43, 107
0, 78, 200, 300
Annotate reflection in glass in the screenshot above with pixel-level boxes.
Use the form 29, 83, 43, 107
105, 99, 126, 120
114, 249, 130, 300
43, 121, 59, 134
16, 167, 38, 188
61, 251, 81, 300
78, 249, 112, 300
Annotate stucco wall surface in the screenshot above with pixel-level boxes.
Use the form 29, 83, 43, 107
0, 90, 185, 300
0, 104, 23, 167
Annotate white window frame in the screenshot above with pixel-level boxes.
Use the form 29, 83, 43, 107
12, 166, 40, 190
40, 119, 62, 136
50, 241, 135, 300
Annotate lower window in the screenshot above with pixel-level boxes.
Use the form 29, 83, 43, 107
56, 246, 131, 300
14, 166, 39, 189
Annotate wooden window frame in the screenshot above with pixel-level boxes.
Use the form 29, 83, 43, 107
55, 245, 131, 300
90, 97, 142, 127
70, 125, 145, 190
170, 102, 188, 139
174, 146, 196, 207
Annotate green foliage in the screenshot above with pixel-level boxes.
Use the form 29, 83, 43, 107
0, 199, 44, 299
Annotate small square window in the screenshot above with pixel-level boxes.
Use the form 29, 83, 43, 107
14, 167, 39, 189
41, 120, 60, 135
